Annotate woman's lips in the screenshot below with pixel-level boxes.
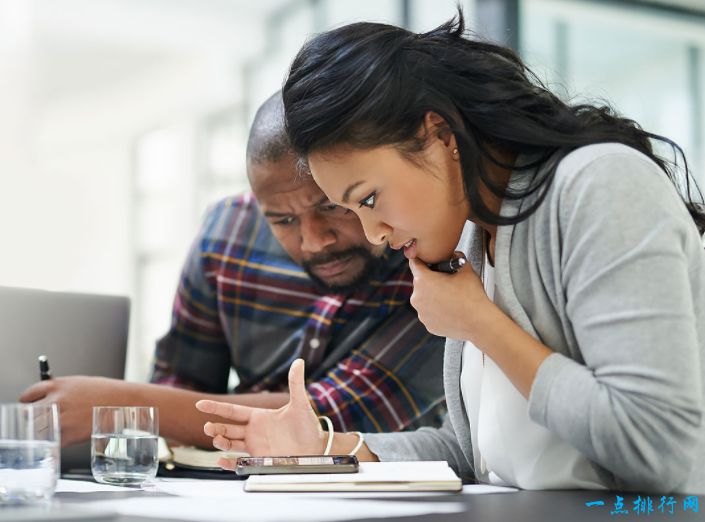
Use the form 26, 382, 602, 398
403, 239, 417, 259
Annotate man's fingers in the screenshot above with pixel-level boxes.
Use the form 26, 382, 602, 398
203, 422, 245, 440
287, 359, 309, 411
19, 381, 52, 403
212, 434, 247, 452
195, 400, 251, 423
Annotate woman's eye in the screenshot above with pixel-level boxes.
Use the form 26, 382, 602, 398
358, 192, 376, 209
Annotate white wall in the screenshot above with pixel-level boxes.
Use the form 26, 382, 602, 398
0, 0, 278, 381
521, 0, 705, 187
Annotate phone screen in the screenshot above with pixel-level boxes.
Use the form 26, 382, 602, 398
235, 455, 359, 475
239, 456, 354, 466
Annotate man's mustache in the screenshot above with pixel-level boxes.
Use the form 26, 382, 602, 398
303, 247, 368, 268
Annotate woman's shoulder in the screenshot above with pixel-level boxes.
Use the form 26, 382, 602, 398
539, 142, 699, 244
546, 142, 682, 209
553, 142, 661, 186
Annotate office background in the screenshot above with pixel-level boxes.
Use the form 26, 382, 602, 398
0, 0, 703, 382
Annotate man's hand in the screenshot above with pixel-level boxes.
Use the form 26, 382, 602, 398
20, 376, 134, 447
196, 359, 326, 469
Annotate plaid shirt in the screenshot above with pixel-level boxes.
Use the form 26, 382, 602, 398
151, 193, 446, 433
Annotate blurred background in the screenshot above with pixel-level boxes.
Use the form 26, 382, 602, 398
1, 0, 703, 381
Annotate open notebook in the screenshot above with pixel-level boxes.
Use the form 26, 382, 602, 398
245, 461, 462, 492
158, 438, 247, 474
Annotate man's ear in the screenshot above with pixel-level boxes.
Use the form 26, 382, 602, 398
422, 111, 454, 148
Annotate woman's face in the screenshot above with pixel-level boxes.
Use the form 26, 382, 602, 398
308, 132, 470, 264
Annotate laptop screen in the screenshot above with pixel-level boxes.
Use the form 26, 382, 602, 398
0, 286, 130, 472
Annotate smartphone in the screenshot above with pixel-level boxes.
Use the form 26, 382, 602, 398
235, 455, 359, 476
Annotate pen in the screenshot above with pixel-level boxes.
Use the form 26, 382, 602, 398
427, 252, 467, 274
38, 355, 52, 381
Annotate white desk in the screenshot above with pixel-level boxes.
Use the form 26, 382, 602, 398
2, 478, 701, 522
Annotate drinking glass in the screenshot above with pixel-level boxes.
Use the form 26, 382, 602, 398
91, 406, 158, 487
0, 403, 60, 504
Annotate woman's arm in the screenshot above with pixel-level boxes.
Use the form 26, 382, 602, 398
407, 150, 703, 492
528, 152, 703, 493
195, 359, 472, 479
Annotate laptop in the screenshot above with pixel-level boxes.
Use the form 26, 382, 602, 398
0, 286, 130, 473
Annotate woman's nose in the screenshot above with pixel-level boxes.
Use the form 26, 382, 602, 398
359, 216, 392, 246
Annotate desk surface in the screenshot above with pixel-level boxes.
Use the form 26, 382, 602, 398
35, 487, 699, 522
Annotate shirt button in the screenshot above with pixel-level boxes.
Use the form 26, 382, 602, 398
309, 338, 321, 349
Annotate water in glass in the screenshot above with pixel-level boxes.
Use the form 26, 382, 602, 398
0, 404, 60, 504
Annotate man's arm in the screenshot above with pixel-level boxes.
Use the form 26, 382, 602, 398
19, 307, 442, 448
19, 376, 287, 448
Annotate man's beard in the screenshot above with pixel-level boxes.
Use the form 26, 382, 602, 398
301, 246, 382, 295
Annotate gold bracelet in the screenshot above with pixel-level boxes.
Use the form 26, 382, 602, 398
348, 431, 364, 456
318, 415, 334, 456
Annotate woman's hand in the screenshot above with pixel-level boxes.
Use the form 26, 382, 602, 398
195, 359, 326, 469
408, 256, 494, 341
410, 256, 552, 398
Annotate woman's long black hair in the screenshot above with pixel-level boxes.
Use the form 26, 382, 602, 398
282, 10, 705, 234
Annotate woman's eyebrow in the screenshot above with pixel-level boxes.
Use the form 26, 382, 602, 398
341, 181, 365, 204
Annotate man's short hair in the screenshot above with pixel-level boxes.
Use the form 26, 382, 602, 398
246, 91, 292, 167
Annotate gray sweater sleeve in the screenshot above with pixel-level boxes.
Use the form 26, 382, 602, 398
528, 151, 704, 492
364, 415, 474, 480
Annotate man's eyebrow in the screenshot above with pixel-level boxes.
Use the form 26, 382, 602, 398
263, 196, 328, 218
341, 181, 365, 204
312, 195, 329, 207
263, 210, 291, 218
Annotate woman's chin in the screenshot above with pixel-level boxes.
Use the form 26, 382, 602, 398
417, 248, 457, 265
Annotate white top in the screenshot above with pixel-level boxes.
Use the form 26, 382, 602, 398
460, 256, 607, 490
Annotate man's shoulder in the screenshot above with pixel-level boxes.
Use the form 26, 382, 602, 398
200, 192, 263, 240
197, 192, 285, 258
204, 192, 259, 224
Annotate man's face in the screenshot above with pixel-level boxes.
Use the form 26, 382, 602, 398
250, 154, 386, 293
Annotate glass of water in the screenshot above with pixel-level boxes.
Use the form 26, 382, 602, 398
91, 406, 158, 487
0, 403, 60, 504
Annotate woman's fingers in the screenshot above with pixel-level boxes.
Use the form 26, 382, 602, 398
212, 434, 247, 452
217, 457, 238, 471
203, 421, 245, 440
195, 400, 252, 423
287, 358, 310, 411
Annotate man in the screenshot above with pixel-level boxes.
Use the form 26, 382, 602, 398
20, 93, 445, 448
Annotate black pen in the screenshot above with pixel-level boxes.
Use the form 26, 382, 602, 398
427, 252, 467, 274
38, 355, 52, 380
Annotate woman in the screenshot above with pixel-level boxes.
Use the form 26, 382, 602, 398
196, 12, 705, 494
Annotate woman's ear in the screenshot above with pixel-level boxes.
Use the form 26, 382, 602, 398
423, 111, 455, 149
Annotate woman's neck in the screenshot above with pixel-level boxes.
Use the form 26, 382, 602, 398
476, 149, 516, 249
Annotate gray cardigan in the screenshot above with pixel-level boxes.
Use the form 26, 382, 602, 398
365, 143, 705, 494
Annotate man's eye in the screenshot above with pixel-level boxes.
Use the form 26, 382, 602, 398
358, 192, 376, 209
273, 216, 296, 226
320, 203, 353, 215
